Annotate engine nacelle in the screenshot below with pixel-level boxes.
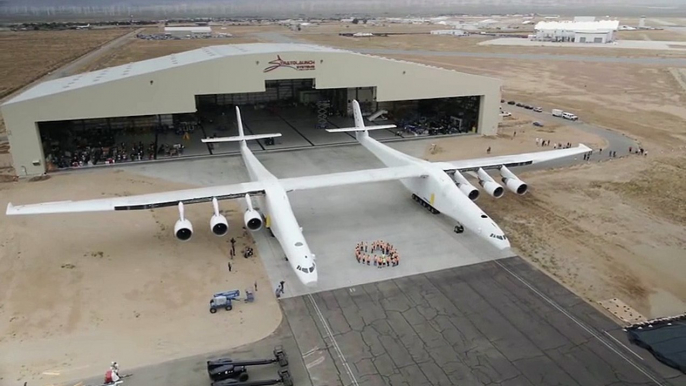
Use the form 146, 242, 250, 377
244, 209, 263, 231
499, 166, 528, 195
502, 177, 528, 195
174, 219, 193, 241
451, 172, 480, 201
209, 197, 229, 236
480, 180, 505, 199
210, 214, 229, 236
477, 168, 504, 199
174, 201, 193, 241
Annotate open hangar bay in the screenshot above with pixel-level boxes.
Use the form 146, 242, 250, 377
0, 43, 501, 177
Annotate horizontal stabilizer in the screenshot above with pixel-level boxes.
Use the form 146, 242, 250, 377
202, 133, 282, 143
326, 125, 396, 133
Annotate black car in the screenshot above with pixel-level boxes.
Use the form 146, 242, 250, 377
515, 102, 523, 107
507, 101, 515, 105
525, 105, 534, 110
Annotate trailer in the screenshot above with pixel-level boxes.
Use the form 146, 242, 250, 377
552, 109, 563, 117
211, 369, 293, 386
208, 346, 289, 383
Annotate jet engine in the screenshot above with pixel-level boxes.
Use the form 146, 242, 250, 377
210, 197, 229, 236
243, 194, 263, 231
174, 202, 193, 241
499, 166, 528, 195
477, 168, 504, 199
451, 171, 480, 201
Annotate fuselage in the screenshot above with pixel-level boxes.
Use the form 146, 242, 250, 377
241, 143, 318, 286
356, 132, 511, 250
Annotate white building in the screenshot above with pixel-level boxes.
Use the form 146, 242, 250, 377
164, 26, 212, 38
430, 30, 467, 36
1, 43, 502, 176
534, 20, 619, 43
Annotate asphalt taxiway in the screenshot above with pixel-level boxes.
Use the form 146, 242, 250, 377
282, 256, 684, 386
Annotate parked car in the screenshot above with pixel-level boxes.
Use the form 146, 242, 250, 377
507, 100, 516, 105
516, 102, 524, 107
533, 107, 543, 112
533, 121, 544, 127
500, 112, 512, 117
562, 112, 578, 121
501, 99, 505, 103
525, 105, 534, 110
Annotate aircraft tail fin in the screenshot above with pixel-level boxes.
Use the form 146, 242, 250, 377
325, 100, 396, 139
202, 106, 281, 143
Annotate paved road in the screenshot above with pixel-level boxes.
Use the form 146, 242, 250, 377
283, 256, 684, 386
254, 31, 686, 66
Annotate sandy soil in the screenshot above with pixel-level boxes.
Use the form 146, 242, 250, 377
78, 26, 282, 72
390, 55, 686, 151
0, 29, 130, 99
291, 29, 686, 58
0, 170, 282, 386
403, 55, 686, 321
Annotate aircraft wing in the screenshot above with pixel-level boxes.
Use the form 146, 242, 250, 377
435, 144, 592, 172
6, 181, 265, 215
280, 165, 427, 192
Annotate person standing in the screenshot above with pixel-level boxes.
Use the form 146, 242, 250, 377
228, 261, 232, 272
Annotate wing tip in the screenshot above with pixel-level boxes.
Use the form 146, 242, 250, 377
6, 202, 16, 215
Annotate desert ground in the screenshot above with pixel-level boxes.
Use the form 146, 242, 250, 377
78, 25, 280, 73
1, 20, 686, 385
0, 170, 282, 385
0, 29, 131, 99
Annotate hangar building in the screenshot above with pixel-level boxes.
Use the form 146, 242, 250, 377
164, 26, 212, 38
1, 43, 502, 176
534, 20, 619, 43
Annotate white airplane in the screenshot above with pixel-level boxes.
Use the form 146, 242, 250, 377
327, 100, 591, 249
5, 102, 590, 286
5, 106, 427, 286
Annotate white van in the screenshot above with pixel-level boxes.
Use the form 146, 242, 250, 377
552, 109, 563, 117
562, 112, 578, 121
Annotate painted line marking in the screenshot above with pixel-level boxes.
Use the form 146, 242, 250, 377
306, 356, 326, 369
604, 331, 644, 360
302, 346, 319, 358
308, 294, 359, 386
495, 260, 664, 386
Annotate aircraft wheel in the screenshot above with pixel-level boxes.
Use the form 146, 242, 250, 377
238, 373, 249, 382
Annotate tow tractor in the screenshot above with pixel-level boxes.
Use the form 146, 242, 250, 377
207, 346, 289, 383
212, 368, 293, 386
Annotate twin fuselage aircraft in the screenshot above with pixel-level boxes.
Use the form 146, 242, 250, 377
6, 100, 590, 287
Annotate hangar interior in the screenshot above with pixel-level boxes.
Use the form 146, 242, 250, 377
38, 78, 482, 170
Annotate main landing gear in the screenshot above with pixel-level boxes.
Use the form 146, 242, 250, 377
412, 194, 440, 215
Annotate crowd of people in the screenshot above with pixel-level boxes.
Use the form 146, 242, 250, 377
354, 240, 400, 268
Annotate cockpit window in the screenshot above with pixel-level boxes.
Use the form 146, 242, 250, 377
490, 233, 507, 241
309, 263, 315, 273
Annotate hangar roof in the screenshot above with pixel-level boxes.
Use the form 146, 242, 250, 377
534, 20, 619, 32
164, 26, 212, 33
5, 43, 343, 105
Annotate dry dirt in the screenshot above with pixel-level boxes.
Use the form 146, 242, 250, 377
0, 170, 282, 386
0, 29, 131, 99
78, 26, 279, 72
290, 28, 686, 58
406, 54, 686, 321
